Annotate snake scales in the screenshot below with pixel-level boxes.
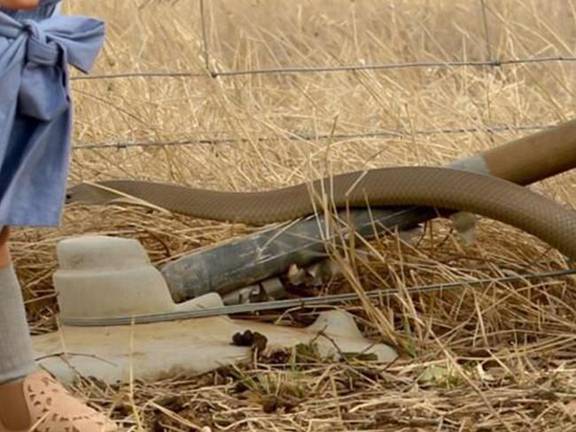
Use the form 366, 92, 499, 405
66, 166, 576, 259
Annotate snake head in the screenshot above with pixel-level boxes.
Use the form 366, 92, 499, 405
65, 182, 124, 205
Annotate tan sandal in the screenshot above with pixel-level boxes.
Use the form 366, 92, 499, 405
0, 371, 117, 432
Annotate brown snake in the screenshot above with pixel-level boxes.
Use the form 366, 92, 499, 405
66, 166, 576, 259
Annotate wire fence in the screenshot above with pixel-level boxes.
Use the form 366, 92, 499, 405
76, 124, 555, 150
73, 0, 574, 151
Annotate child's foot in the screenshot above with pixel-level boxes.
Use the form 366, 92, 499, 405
0, 370, 117, 432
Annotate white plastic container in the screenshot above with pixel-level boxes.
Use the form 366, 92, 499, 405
35, 235, 397, 384
53, 235, 207, 320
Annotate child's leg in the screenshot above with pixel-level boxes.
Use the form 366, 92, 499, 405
0, 227, 37, 429
0, 227, 37, 385
0, 227, 117, 431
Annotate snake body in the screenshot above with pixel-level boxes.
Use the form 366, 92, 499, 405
67, 166, 576, 259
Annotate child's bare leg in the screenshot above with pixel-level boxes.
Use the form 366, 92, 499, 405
0, 227, 117, 431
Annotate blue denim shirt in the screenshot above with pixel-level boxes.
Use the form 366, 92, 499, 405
0, 1, 105, 226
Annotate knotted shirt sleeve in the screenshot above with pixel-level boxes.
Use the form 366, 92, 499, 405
0, 10, 105, 226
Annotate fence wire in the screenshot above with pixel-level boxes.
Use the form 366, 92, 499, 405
75, 124, 554, 150
73, 0, 574, 151
71, 56, 576, 82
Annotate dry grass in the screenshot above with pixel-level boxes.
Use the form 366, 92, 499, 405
11, 0, 576, 430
